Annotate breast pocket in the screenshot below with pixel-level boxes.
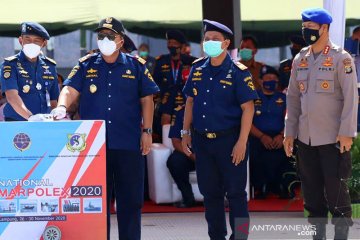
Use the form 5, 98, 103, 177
296, 71, 308, 94
316, 72, 335, 93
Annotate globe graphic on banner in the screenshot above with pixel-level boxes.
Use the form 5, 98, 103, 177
13, 133, 31, 151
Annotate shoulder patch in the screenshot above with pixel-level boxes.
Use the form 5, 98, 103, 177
155, 55, 162, 60
44, 57, 56, 65
4, 55, 17, 62
134, 55, 146, 65
192, 57, 207, 65
235, 62, 248, 70
79, 54, 93, 63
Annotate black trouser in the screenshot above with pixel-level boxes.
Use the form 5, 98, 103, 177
106, 149, 144, 240
297, 140, 353, 226
166, 150, 195, 204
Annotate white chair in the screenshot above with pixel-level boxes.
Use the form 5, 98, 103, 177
147, 124, 250, 204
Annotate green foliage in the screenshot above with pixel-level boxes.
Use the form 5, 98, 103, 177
349, 136, 360, 203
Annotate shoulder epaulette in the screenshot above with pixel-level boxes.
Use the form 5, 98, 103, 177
300, 46, 310, 53
174, 105, 184, 111
4, 55, 17, 62
79, 54, 93, 63
280, 59, 291, 64
235, 61, 248, 70
155, 55, 162, 60
192, 57, 207, 65
44, 56, 56, 65
134, 55, 146, 65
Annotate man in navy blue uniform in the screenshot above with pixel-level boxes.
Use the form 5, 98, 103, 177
153, 30, 196, 125
51, 17, 159, 240
249, 65, 293, 199
0, 22, 59, 121
182, 19, 258, 240
166, 103, 196, 208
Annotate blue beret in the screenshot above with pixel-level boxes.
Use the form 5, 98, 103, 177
301, 8, 333, 24
166, 30, 187, 44
21, 22, 50, 40
203, 19, 233, 36
260, 65, 279, 79
123, 34, 137, 53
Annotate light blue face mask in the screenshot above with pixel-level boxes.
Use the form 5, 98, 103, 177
239, 48, 253, 61
203, 40, 224, 57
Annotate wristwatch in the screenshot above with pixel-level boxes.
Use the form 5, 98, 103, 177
180, 129, 191, 137
142, 128, 153, 134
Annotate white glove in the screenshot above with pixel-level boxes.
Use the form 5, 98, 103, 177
28, 114, 54, 122
50, 106, 67, 120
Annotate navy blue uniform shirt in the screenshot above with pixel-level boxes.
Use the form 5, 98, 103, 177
0, 51, 59, 120
183, 54, 258, 133
159, 87, 186, 116
63, 52, 159, 150
253, 90, 286, 134
168, 105, 185, 139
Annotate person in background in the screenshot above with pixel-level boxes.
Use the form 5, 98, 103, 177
0, 22, 59, 122
122, 34, 137, 54
278, 35, 307, 91
138, 43, 156, 74
284, 8, 357, 239
181, 42, 192, 56
249, 65, 293, 199
239, 35, 264, 90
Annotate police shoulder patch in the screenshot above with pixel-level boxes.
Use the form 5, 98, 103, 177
4, 55, 17, 62
235, 62, 248, 70
44, 57, 56, 65
192, 57, 207, 65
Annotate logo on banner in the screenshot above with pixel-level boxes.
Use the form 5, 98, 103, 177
66, 133, 87, 152
13, 133, 31, 152
43, 225, 62, 240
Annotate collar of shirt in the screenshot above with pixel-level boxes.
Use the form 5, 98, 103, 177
305, 40, 336, 58
200, 53, 232, 71
18, 50, 46, 65
95, 51, 126, 65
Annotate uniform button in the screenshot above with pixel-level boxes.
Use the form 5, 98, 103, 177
202, 115, 206, 118
108, 95, 111, 98
108, 121, 112, 124
203, 102, 207, 105
109, 83, 111, 86
210, 78, 212, 80
90, 79, 93, 82
206, 90, 210, 93
205, 128, 208, 131
223, 86, 226, 88
108, 108, 111, 111
109, 71, 112, 74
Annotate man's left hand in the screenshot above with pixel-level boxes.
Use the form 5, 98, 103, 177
336, 135, 353, 153
272, 134, 284, 149
231, 139, 247, 166
141, 133, 152, 155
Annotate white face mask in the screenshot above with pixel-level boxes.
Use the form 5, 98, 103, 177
23, 43, 41, 59
97, 37, 117, 56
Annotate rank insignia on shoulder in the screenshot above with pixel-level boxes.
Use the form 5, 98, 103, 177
135, 56, 146, 65
79, 54, 92, 63
235, 62, 247, 70
4, 55, 17, 62
45, 57, 56, 65
192, 57, 206, 65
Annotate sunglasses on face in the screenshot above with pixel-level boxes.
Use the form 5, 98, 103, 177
97, 32, 117, 41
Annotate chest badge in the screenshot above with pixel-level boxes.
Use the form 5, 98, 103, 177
321, 81, 329, 90
90, 84, 97, 93
42, 65, 52, 74
126, 69, 131, 74
255, 110, 262, 116
3, 71, 10, 79
299, 58, 308, 68
276, 98, 284, 106
322, 57, 333, 67
36, 83, 42, 90
193, 88, 198, 96
23, 85, 30, 93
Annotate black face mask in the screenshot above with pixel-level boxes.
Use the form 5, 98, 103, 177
302, 27, 320, 45
168, 46, 180, 56
290, 47, 300, 59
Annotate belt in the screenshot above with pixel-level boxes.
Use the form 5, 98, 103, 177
194, 126, 240, 139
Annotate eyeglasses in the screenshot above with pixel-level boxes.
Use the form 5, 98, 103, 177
97, 32, 117, 41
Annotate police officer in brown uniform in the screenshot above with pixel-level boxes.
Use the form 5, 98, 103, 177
284, 8, 358, 240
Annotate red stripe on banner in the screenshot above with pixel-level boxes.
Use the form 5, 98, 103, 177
62, 121, 103, 190
6, 152, 47, 200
